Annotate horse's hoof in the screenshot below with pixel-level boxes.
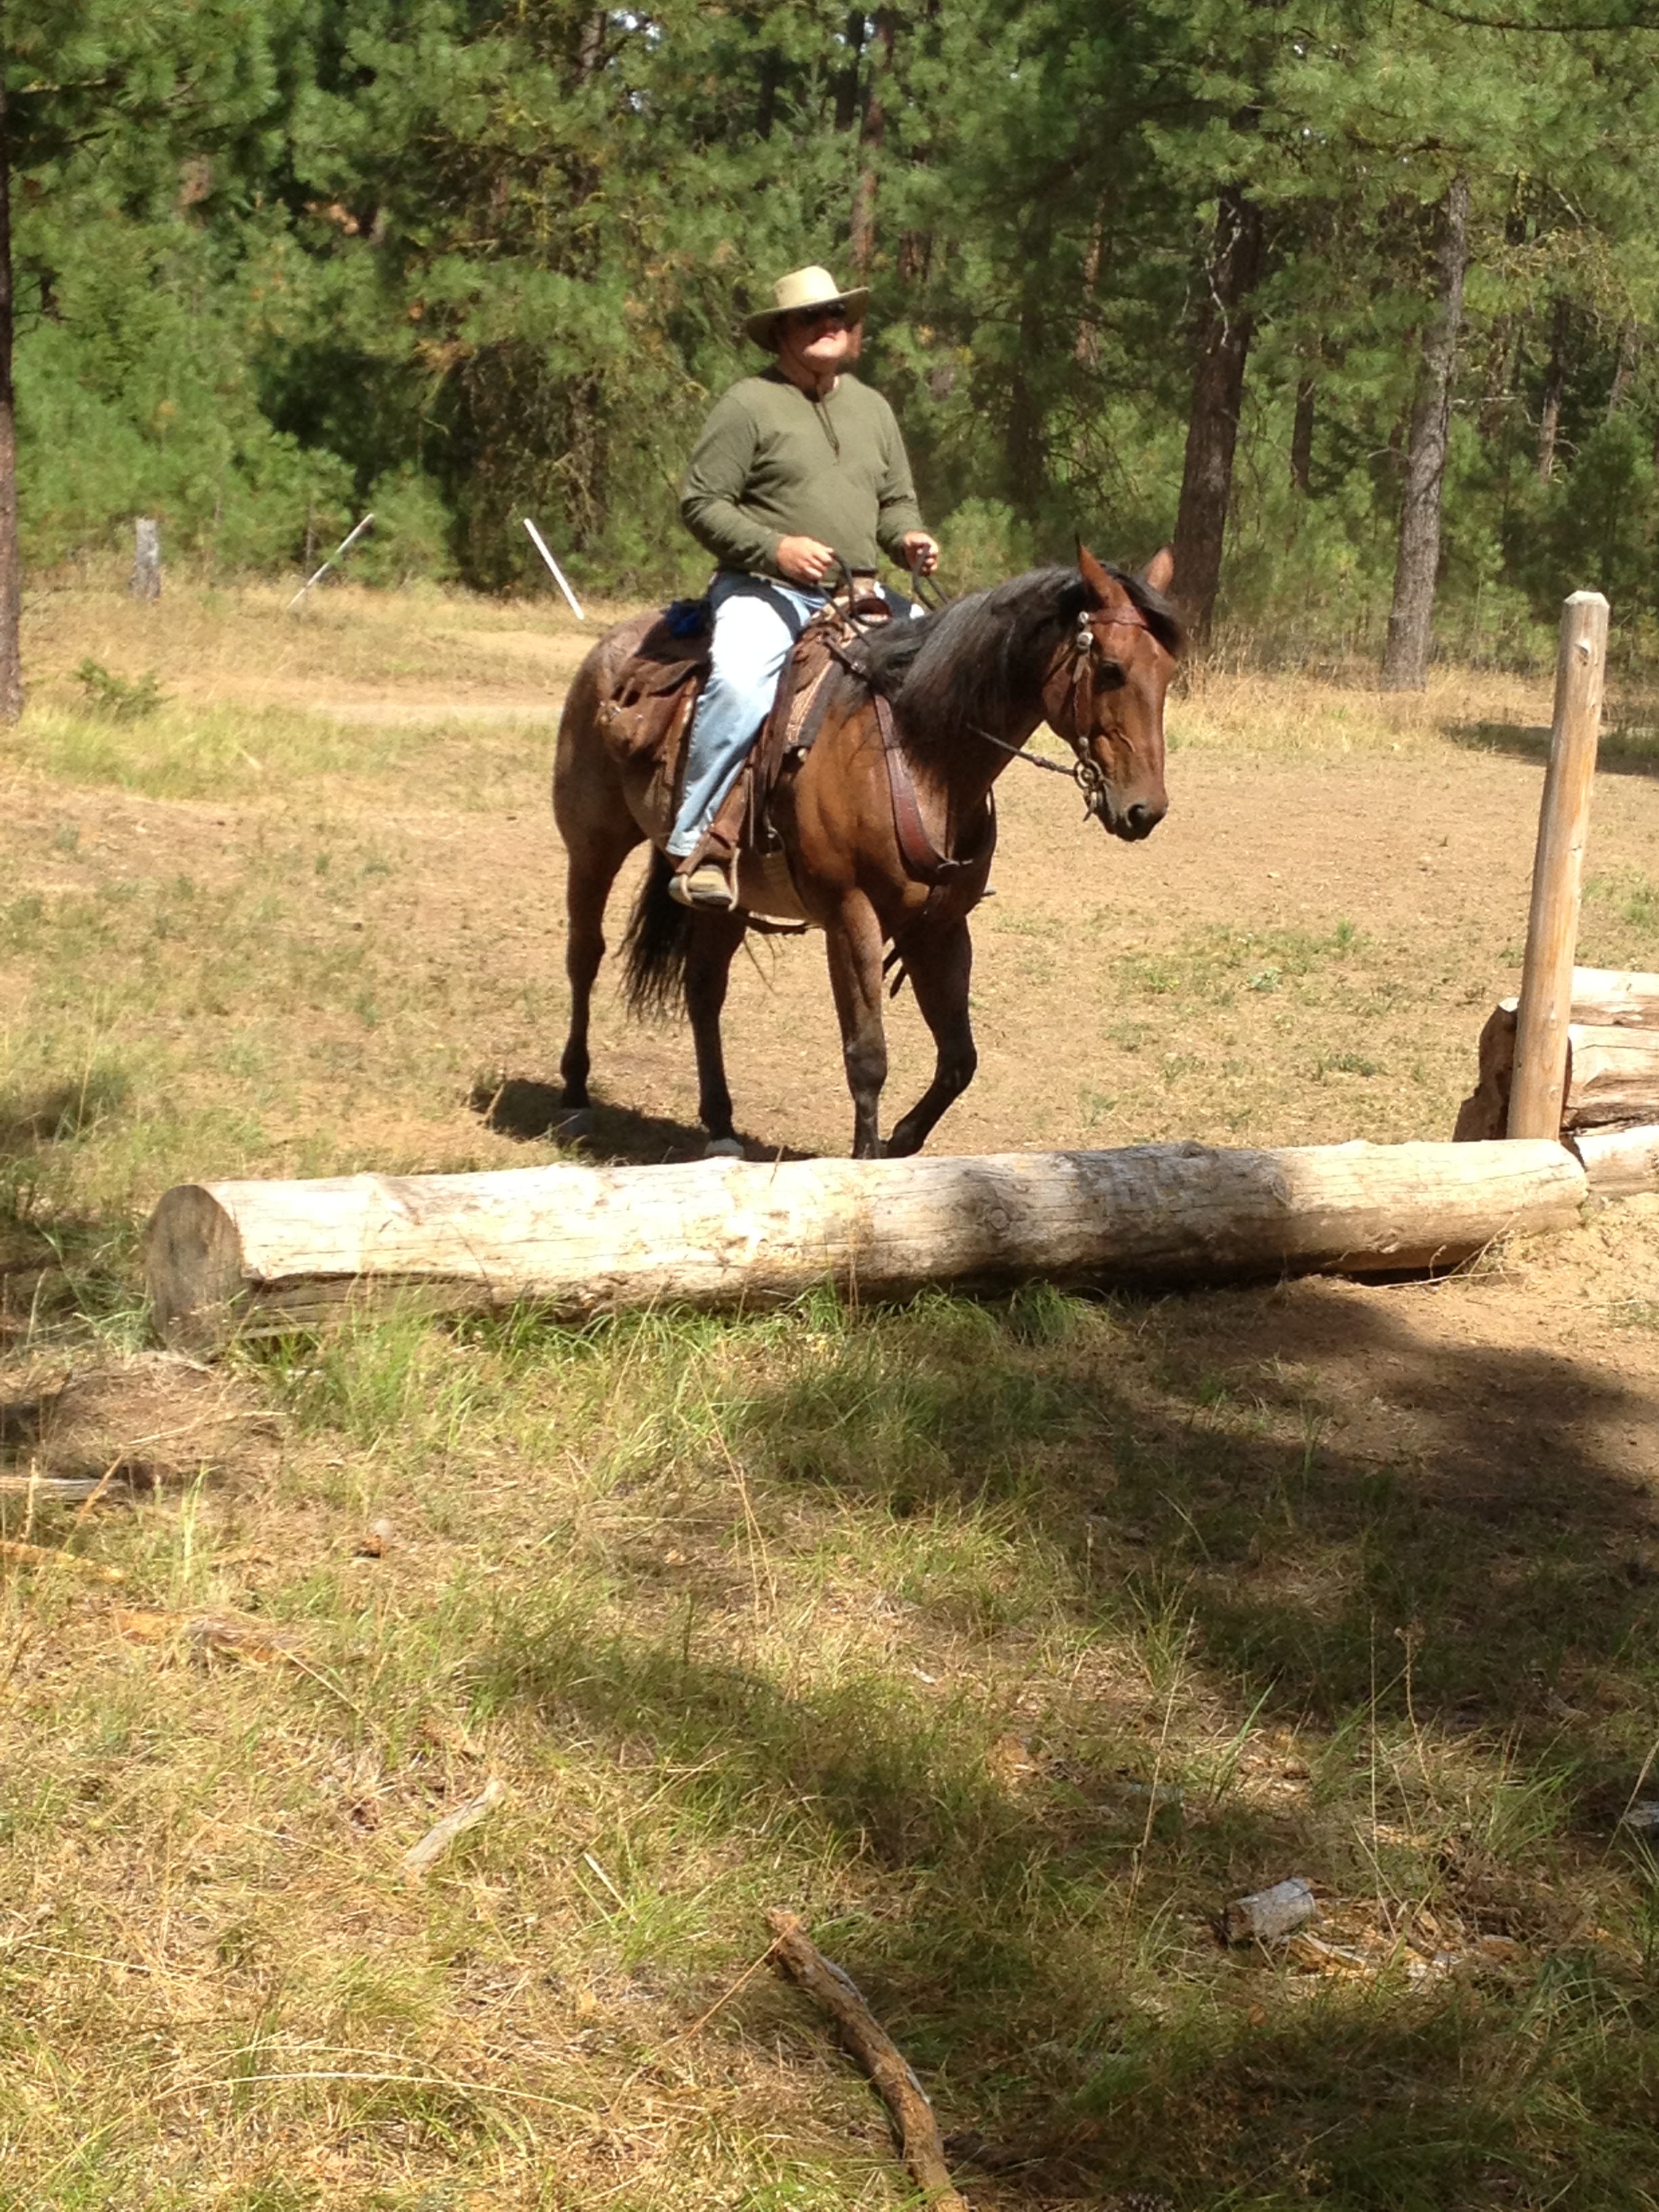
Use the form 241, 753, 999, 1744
554, 1108, 594, 1140
702, 1136, 745, 1160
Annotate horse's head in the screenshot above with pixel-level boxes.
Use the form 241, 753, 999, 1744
1045, 543, 1181, 842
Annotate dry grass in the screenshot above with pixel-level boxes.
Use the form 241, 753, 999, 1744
4, 585, 1659, 2210
1173, 657, 1659, 771
22, 573, 611, 701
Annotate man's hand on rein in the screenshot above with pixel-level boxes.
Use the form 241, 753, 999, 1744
901, 531, 940, 578
775, 535, 837, 588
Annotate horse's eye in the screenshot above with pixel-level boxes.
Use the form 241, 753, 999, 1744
1093, 660, 1126, 692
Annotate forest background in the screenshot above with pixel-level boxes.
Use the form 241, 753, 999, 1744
10, 0, 1659, 670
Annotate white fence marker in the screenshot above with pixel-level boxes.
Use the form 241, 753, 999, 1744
287, 512, 375, 611
523, 517, 586, 621
131, 517, 161, 602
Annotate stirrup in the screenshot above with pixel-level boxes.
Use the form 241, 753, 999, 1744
668, 859, 738, 912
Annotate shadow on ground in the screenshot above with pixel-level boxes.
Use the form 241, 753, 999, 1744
1449, 718, 1659, 775
483, 1271, 1659, 2207
469, 1073, 815, 1164
0, 1075, 139, 1343
0, 1071, 131, 1155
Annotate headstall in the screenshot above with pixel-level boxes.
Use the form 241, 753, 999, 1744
971, 602, 1151, 810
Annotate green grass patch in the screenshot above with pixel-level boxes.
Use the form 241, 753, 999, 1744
8, 1267, 1659, 2208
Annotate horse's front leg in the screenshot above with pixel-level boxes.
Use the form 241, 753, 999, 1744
886, 916, 977, 1158
684, 907, 751, 1156
824, 897, 889, 1158
557, 826, 644, 1122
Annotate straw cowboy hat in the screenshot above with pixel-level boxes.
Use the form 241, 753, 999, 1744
743, 264, 870, 348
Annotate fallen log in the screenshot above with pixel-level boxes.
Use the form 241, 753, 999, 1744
1561, 1027, 1659, 1131
143, 1139, 1586, 1346
1557, 968, 1659, 1027
1572, 1123, 1659, 1198
1456, 987, 1659, 1145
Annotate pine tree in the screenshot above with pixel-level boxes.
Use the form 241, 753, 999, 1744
1, 0, 300, 714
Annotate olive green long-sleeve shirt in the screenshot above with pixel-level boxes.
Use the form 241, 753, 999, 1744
679, 369, 924, 579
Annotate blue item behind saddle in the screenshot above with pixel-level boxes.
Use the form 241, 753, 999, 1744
664, 596, 712, 639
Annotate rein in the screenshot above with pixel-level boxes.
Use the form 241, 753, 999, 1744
967, 722, 1078, 777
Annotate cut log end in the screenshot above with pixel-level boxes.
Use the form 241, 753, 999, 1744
144, 1185, 254, 1345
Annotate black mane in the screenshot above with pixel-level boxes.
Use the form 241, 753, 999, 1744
850, 562, 1182, 752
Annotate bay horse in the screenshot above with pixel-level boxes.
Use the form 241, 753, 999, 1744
551, 544, 1181, 1159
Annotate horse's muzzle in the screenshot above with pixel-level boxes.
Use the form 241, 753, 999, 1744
1097, 796, 1167, 841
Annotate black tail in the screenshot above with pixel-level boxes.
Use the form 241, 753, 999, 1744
622, 849, 691, 1021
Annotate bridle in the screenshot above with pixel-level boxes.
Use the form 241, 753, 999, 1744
970, 602, 1154, 813
839, 561, 1159, 815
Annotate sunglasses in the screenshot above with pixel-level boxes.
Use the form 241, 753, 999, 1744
789, 303, 849, 328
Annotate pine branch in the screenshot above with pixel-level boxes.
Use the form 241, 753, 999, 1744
1412, 0, 1659, 29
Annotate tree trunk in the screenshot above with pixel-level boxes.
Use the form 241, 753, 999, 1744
1172, 186, 1265, 643
897, 230, 932, 286
574, 11, 607, 82
1537, 295, 1569, 482
1074, 205, 1107, 368
834, 10, 865, 134
143, 1139, 1586, 1346
1606, 319, 1638, 420
1477, 315, 1517, 438
1290, 374, 1315, 492
1380, 173, 1470, 693
1004, 261, 1050, 502
130, 516, 161, 600
0, 72, 22, 726
848, 8, 893, 279
755, 49, 783, 140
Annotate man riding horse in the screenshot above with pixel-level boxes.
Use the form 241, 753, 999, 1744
665, 263, 940, 909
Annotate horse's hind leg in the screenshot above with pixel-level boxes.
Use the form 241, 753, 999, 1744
558, 825, 644, 1121
684, 908, 750, 1155
886, 918, 977, 1158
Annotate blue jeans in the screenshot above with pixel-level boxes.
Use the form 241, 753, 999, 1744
666, 573, 827, 859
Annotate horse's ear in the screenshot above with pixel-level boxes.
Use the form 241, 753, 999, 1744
1076, 541, 1119, 609
1140, 544, 1176, 595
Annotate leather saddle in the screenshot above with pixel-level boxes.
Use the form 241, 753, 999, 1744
594, 586, 895, 881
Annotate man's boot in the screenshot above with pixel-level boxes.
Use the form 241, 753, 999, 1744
668, 857, 738, 910
669, 779, 747, 910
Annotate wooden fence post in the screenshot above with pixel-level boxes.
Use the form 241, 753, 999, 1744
130, 516, 161, 601
1508, 590, 1610, 1139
